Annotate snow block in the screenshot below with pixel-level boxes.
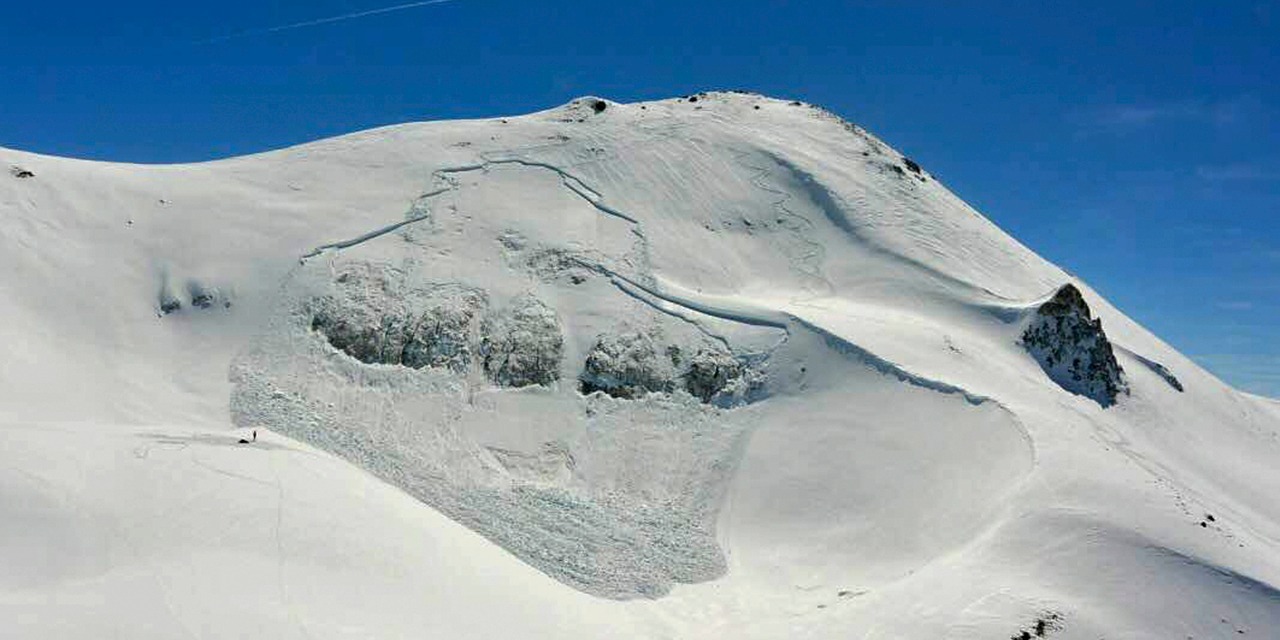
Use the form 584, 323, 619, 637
308, 265, 488, 373
579, 331, 678, 399
481, 294, 564, 387
579, 333, 763, 406
683, 348, 758, 406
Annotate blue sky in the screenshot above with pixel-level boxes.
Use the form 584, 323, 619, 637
2, 1, 1277, 396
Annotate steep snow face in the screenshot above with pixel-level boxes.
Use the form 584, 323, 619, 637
3, 92, 1280, 638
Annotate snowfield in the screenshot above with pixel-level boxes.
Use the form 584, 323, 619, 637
2, 92, 1278, 638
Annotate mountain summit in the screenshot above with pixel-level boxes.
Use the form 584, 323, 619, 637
2, 92, 1278, 638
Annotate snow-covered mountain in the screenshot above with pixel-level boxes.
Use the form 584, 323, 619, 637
3, 92, 1278, 639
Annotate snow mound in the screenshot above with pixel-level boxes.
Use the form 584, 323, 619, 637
2, 91, 1279, 637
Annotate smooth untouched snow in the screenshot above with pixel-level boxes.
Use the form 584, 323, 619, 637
2, 92, 1279, 639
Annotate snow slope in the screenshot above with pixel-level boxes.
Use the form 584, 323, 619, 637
2, 92, 1279, 638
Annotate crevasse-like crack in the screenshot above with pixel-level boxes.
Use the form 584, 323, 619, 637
299, 151, 1016, 416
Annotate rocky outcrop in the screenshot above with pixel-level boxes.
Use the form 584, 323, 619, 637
188, 281, 230, 310
1023, 284, 1127, 407
157, 276, 230, 316
1145, 360, 1184, 392
1126, 350, 1185, 393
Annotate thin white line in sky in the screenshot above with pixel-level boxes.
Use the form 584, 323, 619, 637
203, 0, 461, 43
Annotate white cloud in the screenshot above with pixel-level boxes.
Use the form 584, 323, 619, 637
203, 0, 461, 43
1079, 96, 1266, 133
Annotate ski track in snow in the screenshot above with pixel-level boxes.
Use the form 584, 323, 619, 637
730, 148, 833, 297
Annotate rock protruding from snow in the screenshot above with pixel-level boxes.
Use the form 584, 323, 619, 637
1146, 360, 1184, 392
156, 274, 231, 316
481, 294, 564, 387
1023, 284, 1128, 407
1124, 349, 1186, 393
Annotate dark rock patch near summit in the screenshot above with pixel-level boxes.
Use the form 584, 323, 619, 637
1023, 284, 1128, 407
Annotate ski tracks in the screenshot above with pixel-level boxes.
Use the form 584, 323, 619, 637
729, 147, 834, 297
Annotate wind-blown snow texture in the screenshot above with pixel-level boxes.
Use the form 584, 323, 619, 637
3, 92, 1279, 638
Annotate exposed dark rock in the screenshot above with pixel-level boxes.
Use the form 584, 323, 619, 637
481, 295, 564, 387
902, 157, 922, 174
159, 298, 182, 315
1010, 611, 1063, 639
1133, 355, 1184, 392
9, 166, 34, 179
591, 99, 608, 114
1114, 346, 1184, 392
1023, 284, 1127, 407
187, 281, 223, 310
